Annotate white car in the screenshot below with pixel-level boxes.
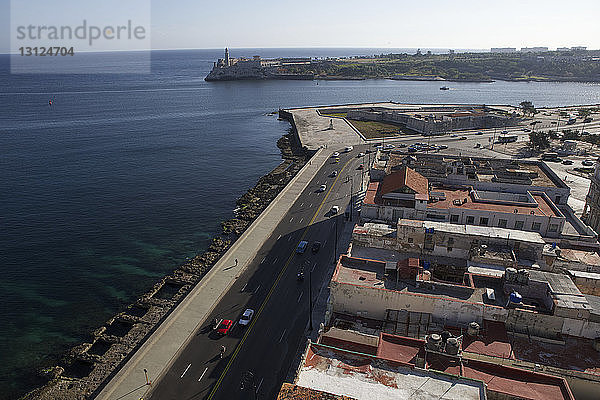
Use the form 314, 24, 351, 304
358, 152, 365, 157
239, 309, 254, 326
332, 152, 340, 157
384, 144, 395, 149
318, 184, 327, 192
330, 205, 339, 214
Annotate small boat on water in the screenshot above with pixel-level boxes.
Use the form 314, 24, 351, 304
440, 86, 450, 90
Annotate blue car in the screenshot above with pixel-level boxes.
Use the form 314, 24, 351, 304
296, 241, 308, 254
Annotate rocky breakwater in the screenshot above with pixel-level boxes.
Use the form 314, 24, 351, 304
23, 128, 309, 400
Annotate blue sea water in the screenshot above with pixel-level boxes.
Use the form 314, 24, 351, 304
2, 48, 600, 399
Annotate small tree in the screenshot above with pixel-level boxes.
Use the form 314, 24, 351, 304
520, 101, 535, 116
529, 131, 550, 150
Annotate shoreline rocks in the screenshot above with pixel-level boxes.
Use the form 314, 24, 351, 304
22, 127, 308, 400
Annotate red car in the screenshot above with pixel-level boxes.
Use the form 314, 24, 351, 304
217, 319, 233, 335
358, 164, 364, 170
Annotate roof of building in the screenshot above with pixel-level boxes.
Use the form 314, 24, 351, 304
315, 330, 574, 400
428, 187, 561, 217
379, 166, 429, 197
568, 269, 600, 280
277, 383, 355, 400
296, 342, 486, 400
398, 219, 546, 244
383, 153, 567, 189
560, 248, 600, 266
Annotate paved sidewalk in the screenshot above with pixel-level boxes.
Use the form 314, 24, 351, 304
289, 108, 364, 150
96, 148, 331, 400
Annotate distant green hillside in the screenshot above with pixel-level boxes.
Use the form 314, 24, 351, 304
282, 51, 600, 82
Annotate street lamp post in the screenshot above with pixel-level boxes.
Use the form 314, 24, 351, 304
308, 262, 313, 331
350, 177, 354, 222
333, 219, 338, 264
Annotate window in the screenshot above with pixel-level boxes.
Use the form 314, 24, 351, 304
515, 220, 524, 230
549, 224, 558, 233
450, 214, 459, 223
466, 216, 475, 224
479, 217, 489, 226
532, 222, 542, 231
498, 219, 508, 228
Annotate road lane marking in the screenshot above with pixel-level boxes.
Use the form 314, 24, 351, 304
257, 377, 264, 392
278, 329, 287, 343
277, 234, 281, 240
254, 284, 261, 294
261, 257, 265, 264
297, 292, 303, 303
300, 218, 304, 224
207, 157, 353, 400
198, 367, 208, 382
287, 235, 292, 241
300, 202, 303, 207
290, 217, 293, 222
273, 257, 278, 263
180, 363, 191, 378
241, 283, 247, 292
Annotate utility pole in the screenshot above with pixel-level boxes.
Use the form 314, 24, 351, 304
350, 177, 354, 221
333, 219, 338, 264
308, 263, 313, 331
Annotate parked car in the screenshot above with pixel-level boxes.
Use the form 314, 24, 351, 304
318, 184, 327, 192
474, 143, 481, 148
330, 171, 338, 177
330, 205, 339, 214
311, 241, 322, 253
582, 159, 595, 166
332, 152, 340, 157
384, 144, 395, 149
562, 159, 573, 165
238, 309, 254, 326
296, 241, 308, 254
217, 319, 234, 335
344, 146, 353, 153
399, 143, 407, 148
459, 136, 468, 140
451, 134, 458, 138
334, 158, 340, 163
358, 164, 364, 170
476, 131, 484, 135
358, 152, 365, 157
438, 145, 448, 150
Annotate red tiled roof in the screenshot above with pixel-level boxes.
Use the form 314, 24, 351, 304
379, 167, 428, 196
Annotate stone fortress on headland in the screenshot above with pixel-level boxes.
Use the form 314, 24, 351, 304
205, 48, 314, 81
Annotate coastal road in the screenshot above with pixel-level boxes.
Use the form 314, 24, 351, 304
146, 146, 367, 400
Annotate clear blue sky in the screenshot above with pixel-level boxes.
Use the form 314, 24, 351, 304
2, 0, 599, 52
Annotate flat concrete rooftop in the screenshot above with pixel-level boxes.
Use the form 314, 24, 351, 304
296, 342, 486, 400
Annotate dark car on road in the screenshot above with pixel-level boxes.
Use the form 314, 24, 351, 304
311, 241, 321, 253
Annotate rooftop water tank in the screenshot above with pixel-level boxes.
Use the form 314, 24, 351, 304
467, 321, 480, 336
426, 334, 442, 351
509, 291, 523, 305
505, 267, 518, 282
446, 337, 460, 355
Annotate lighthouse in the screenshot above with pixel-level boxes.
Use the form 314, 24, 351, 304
224, 48, 230, 67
